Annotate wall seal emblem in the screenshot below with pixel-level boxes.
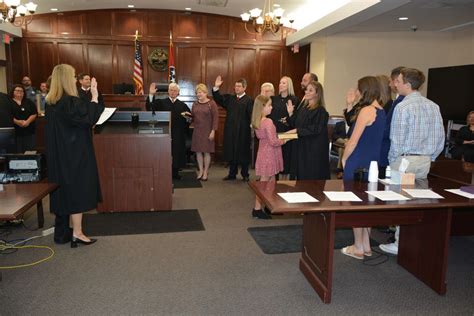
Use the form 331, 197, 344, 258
148, 48, 168, 72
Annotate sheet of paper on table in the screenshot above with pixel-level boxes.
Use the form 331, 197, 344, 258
445, 189, 474, 199
403, 189, 444, 199
277, 192, 319, 203
96, 107, 117, 125
366, 190, 410, 201
323, 191, 362, 202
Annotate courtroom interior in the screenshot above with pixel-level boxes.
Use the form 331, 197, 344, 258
0, 0, 473, 314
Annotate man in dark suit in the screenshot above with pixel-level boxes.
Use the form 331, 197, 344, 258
77, 73, 104, 106
146, 82, 190, 180
22, 76, 37, 103
212, 76, 253, 181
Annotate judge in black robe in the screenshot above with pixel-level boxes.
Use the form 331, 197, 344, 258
45, 65, 104, 245
212, 76, 253, 181
146, 83, 190, 179
287, 81, 330, 180
77, 72, 104, 106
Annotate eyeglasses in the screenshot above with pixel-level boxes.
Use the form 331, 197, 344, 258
14, 89, 24, 92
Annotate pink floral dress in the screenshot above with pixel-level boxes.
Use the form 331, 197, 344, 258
255, 118, 284, 177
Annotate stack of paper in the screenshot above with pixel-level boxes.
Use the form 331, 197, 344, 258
323, 191, 362, 202
277, 192, 318, 203
445, 189, 474, 199
366, 190, 410, 201
402, 189, 444, 199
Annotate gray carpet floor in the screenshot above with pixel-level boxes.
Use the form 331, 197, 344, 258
1, 165, 473, 315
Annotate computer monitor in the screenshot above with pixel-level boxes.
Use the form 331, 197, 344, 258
0, 127, 15, 155
113, 83, 135, 94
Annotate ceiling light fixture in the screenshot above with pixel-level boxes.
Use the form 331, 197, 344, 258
128, 5, 134, 8
0, 0, 37, 27
50, 8, 58, 12
241, 0, 293, 34
185, 7, 192, 11
398, 17, 408, 20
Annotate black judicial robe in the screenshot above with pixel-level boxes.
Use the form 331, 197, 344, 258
212, 90, 253, 163
78, 88, 104, 107
288, 104, 330, 180
45, 95, 104, 215
269, 94, 299, 174
146, 96, 190, 168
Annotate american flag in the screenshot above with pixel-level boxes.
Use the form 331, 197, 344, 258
168, 31, 176, 83
133, 35, 144, 95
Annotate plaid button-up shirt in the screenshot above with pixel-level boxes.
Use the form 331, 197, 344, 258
389, 91, 445, 163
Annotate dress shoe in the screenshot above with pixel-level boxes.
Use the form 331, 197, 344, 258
222, 175, 236, 181
252, 209, 271, 219
242, 176, 250, 182
336, 171, 343, 179
71, 236, 98, 248
201, 176, 208, 181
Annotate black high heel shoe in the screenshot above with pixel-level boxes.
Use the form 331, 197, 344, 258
71, 236, 98, 248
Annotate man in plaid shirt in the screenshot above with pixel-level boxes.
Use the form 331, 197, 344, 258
379, 67, 445, 255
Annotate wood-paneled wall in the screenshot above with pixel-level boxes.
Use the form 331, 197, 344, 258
10, 9, 309, 98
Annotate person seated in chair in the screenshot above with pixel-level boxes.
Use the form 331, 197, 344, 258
452, 111, 474, 163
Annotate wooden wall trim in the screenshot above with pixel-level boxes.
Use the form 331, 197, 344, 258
13, 9, 309, 99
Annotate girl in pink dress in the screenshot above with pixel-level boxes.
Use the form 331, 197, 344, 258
250, 95, 286, 219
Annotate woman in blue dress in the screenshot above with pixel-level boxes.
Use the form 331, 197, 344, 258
340, 76, 386, 259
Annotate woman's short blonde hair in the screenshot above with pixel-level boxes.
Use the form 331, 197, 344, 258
251, 95, 270, 129
45, 64, 78, 105
195, 83, 208, 95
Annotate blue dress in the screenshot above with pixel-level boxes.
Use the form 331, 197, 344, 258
344, 108, 386, 181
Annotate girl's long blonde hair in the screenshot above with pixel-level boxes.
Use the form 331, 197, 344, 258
251, 95, 270, 129
45, 64, 78, 105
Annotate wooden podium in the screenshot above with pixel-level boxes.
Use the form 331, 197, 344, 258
93, 111, 172, 212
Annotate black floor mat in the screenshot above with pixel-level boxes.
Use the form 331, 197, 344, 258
248, 225, 379, 254
83, 209, 205, 236
173, 171, 203, 189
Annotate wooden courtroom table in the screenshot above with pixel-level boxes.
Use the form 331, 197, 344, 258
249, 178, 474, 303
0, 183, 58, 228
429, 159, 474, 236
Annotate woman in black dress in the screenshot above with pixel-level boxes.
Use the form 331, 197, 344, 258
286, 80, 330, 180
269, 76, 299, 180
45, 64, 104, 247
11, 84, 37, 153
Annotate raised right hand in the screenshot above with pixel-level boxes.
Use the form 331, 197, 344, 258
346, 88, 357, 110
215, 75, 223, 88
286, 99, 294, 116
91, 78, 99, 99
149, 82, 157, 95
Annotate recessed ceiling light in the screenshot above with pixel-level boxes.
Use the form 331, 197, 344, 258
185, 7, 192, 11
51, 8, 58, 11
128, 5, 134, 8
273, 4, 280, 7
398, 17, 408, 21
